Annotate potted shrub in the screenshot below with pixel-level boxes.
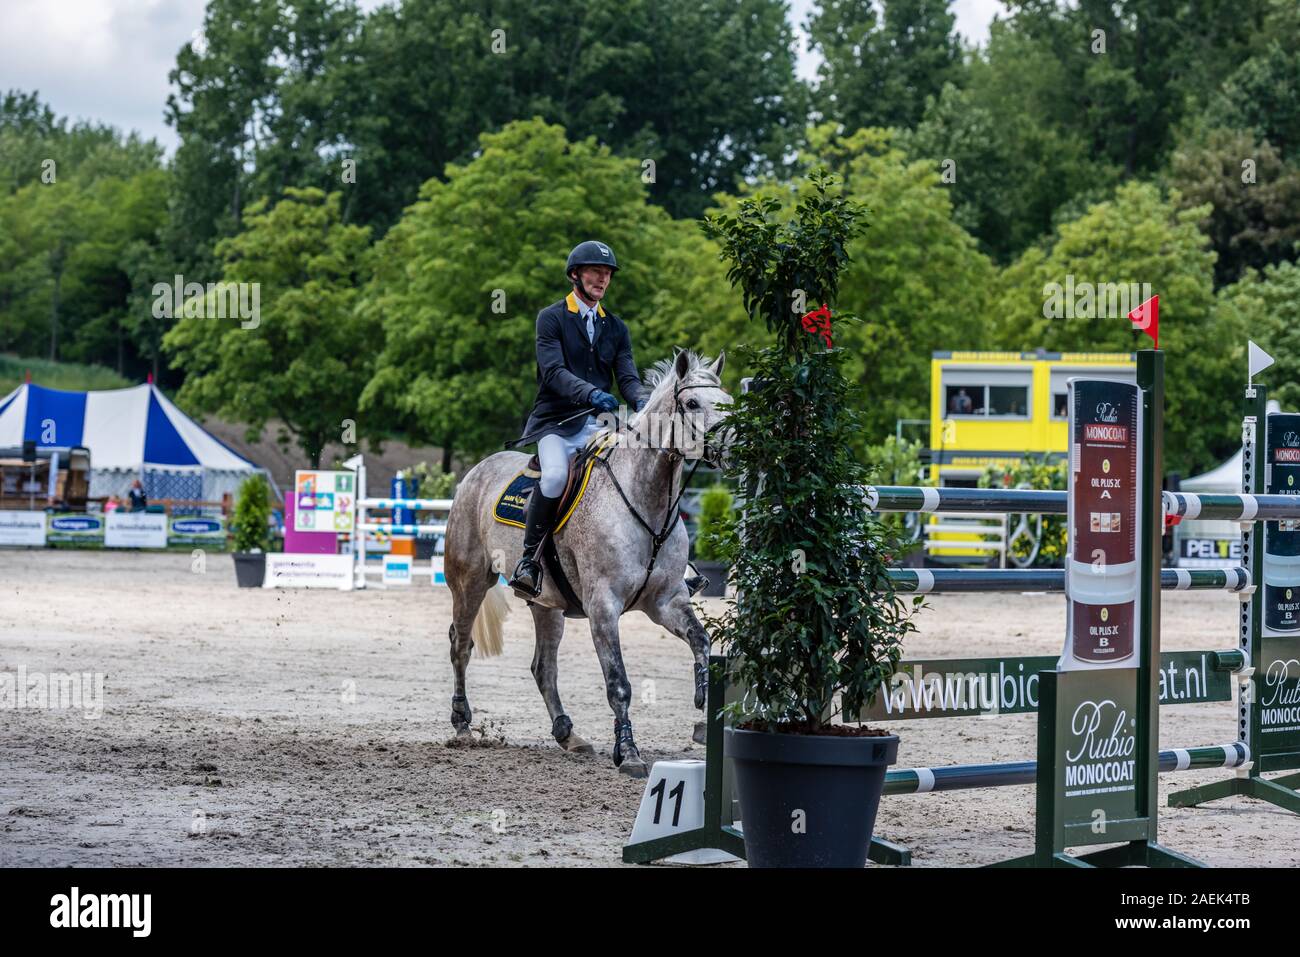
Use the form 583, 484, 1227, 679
231, 474, 272, 587
692, 484, 735, 597
700, 171, 918, 868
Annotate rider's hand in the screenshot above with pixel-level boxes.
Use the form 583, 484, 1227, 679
589, 389, 619, 414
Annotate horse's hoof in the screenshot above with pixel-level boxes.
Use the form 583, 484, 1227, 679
618, 757, 649, 779
561, 734, 594, 754
692, 721, 706, 745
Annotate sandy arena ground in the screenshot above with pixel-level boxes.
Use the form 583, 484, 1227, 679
2, 549, 1298, 867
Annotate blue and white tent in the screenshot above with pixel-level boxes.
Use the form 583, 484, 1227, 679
0, 381, 262, 502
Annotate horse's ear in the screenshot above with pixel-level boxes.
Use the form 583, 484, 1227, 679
674, 349, 691, 381
710, 351, 725, 377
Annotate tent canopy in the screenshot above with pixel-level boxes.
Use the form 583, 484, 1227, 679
0, 382, 260, 501
1180, 399, 1280, 493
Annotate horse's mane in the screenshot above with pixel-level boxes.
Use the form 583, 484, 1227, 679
639, 350, 720, 413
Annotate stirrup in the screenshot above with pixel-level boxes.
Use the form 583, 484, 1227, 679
509, 558, 543, 598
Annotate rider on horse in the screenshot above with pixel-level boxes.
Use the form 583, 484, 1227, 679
508, 240, 647, 598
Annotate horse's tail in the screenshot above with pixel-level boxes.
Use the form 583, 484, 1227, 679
470, 583, 510, 657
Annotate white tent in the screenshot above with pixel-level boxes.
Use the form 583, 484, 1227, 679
1180, 400, 1279, 492
1173, 400, 1278, 567
0, 381, 262, 502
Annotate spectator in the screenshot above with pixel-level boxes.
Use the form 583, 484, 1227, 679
104, 495, 122, 514
128, 480, 147, 512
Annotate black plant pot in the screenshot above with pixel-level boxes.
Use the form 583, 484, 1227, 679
233, 551, 266, 588
725, 726, 899, 867
692, 559, 729, 597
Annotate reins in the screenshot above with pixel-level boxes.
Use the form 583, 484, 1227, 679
588, 380, 724, 613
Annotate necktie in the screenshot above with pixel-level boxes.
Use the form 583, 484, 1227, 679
585, 309, 595, 343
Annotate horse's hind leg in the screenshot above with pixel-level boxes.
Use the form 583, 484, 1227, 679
529, 604, 593, 753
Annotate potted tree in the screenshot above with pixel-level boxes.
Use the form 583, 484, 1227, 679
692, 484, 734, 597
231, 474, 272, 587
701, 171, 917, 868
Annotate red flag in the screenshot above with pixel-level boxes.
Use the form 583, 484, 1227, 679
800, 303, 833, 349
1128, 295, 1159, 349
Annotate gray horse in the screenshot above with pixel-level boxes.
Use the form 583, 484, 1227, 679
443, 349, 731, 777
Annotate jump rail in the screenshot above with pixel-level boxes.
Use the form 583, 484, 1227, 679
887, 567, 1253, 593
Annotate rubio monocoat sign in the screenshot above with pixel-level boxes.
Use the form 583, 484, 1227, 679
1064, 378, 1141, 668
1057, 377, 1144, 828
1260, 413, 1300, 757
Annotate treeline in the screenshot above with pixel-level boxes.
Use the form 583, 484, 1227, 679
2, 0, 1299, 475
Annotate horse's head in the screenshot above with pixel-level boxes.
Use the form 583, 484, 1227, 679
633, 350, 732, 465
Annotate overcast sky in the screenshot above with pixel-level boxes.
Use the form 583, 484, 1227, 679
0, 0, 1006, 153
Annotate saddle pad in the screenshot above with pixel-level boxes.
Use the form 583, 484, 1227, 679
492, 470, 539, 528
491, 432, 615, 532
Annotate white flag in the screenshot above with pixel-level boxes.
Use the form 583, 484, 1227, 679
1249, 340, 1275, 381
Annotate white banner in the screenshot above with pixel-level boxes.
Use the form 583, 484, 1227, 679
0, 510, 47, 547
382, 554, 413, 586
262, 553, 354, 590
104, 512, 168, 549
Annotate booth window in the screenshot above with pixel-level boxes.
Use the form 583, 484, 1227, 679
942, 370, 1032, 419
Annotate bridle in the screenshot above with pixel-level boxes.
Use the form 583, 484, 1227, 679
588, 376, 731, 611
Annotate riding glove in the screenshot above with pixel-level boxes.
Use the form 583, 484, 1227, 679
589, 389, 620, 413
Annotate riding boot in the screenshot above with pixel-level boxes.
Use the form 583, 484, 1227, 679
509, 489, 562, 598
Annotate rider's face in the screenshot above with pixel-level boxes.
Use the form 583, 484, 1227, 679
575, 265, 613, 301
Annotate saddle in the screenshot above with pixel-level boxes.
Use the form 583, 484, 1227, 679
493, 432, 618, 618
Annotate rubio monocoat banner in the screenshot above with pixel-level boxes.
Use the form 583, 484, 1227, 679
1063, 378, 1142, 669
1260, 413, 1300, 757
857, 650, 1233, 721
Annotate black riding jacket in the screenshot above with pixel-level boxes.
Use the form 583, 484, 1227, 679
519, 291, 646, 443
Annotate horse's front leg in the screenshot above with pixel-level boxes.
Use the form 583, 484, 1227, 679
587, 591, 646, 778
643, 587, 711, 744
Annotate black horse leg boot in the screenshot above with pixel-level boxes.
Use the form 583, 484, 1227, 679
509, 489, 561, 598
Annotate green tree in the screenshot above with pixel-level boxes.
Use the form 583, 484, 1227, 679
1167, 127, 1300, 286
900, 21, 1119, 262
358, 118, 743, 469
1207, 42, 1300, 161
788, 125, 993, 449
990, 180, 1238, 474
163, 187, 375, 467
806, 0, 965, 134
1216, 262, 1300, 411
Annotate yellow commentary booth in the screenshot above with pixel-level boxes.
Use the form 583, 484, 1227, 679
926, 350, 1136, 562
